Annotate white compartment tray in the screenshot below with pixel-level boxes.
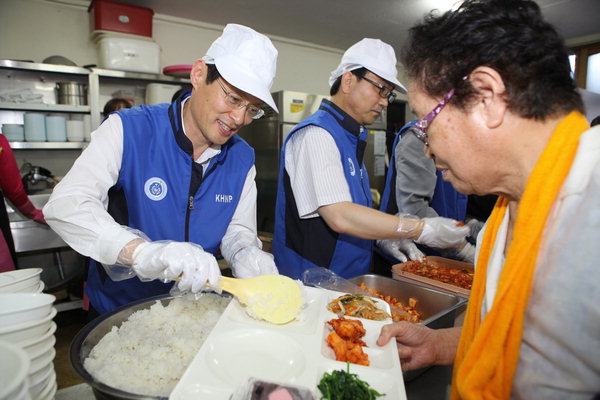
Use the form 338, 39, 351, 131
169, 286, 406, 399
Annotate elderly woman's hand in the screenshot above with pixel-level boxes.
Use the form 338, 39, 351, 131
377, 323, 461, 372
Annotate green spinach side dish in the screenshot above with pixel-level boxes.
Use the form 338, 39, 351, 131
317, 362, 384, 400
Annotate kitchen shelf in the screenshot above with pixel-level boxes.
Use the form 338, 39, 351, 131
91, 67, 190, 83
1, 60, 190, 148
0, 59, 89, 75
8, 141, 87, 150
0, 102, 90, 113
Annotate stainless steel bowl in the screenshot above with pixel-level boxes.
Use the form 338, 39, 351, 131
69, 293, 230, 400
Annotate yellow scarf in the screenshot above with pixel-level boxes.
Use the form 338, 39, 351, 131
451, 111, 590, 399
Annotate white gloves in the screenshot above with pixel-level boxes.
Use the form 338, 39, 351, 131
415, 217, 470, 249
231, 246, 278, 279
377, 239, 425, 263
455, 242, 476, 263
466, 218, 485, 240
132, 241, 221, 292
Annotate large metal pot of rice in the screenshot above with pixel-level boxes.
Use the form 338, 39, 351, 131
70, 293, 231, 400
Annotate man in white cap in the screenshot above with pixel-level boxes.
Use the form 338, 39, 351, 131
44, 24, 279, 315
272, 38, 470, 279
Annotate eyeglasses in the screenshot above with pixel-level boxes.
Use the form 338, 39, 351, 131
408, 87, 456, 145
216, 78, 265, 120
361, 75, 397, 103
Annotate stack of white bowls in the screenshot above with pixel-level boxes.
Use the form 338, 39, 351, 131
0, 268, 44, 294
23, 113, 46, 142
2, 123, 25, 141
0, 341, 30, 400
66, 119, 85, 142
45, 116, 67, 142
0, 292, 57, 400
83, 114, 92, 141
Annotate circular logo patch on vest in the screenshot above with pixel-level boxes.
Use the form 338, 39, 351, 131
347, 157, 356, 176
144, 177, 168, 201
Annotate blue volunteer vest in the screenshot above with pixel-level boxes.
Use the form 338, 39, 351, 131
272, 100, 373, 280
379, 121, 467, 220
86, 93, 254, 313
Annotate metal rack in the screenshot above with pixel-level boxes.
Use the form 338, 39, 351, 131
0, 59, 190, 146
0, 61, 190, 311
9, 141, 87, 150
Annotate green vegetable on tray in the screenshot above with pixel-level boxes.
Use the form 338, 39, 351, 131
317, 362, 384, 400
339, 294, 364, 304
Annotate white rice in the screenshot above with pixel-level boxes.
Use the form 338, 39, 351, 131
84, 294, 230, 397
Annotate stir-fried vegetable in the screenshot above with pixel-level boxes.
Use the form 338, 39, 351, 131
326, 294, 390, 321
317, 362, 384, 400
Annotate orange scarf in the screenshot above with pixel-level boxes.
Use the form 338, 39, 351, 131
451, 111, 590, 399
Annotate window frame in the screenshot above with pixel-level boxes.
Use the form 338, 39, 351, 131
570, 41, 600, 90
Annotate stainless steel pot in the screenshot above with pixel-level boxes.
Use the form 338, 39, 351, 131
70, 295, 172, 400
70, 293, 233, 399
21, 163, 56, 194
56, 81, 87, 105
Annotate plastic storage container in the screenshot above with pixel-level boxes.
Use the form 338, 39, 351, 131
97, 36, 160, 74
145, 83, 182, 104
88, 0, 154, 38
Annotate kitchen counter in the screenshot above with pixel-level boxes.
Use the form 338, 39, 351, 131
5, 193, 68, 253
55, 365, 452, 400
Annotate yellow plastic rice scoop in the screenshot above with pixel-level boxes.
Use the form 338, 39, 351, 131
218, 275, 304, 324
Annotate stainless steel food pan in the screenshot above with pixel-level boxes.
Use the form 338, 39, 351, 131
349, 274, 466, 329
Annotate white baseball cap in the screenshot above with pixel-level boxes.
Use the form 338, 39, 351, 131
203, 24, 279, 113
329, 38, 407, 94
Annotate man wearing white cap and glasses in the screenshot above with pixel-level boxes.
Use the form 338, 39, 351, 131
44, 24, 279, 315
272, 38, 470, 279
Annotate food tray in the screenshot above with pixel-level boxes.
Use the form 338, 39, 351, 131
169, 286, 406, 400
391, 256, 473, 298
350, 274, 466, 381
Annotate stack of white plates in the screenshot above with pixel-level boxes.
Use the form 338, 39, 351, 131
0, 340, 30, 400
0, 293, 57, 400
0, 268, 44, 294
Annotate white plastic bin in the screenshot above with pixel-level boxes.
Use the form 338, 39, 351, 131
97, 36, 160, 74
145, 83, 181, 104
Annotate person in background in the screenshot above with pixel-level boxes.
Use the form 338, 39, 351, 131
0, 134, 46, 271
102, 98, 132, 117
376, 0, 600, 398
44, 24, 279, 315
272, 38, 470, 280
